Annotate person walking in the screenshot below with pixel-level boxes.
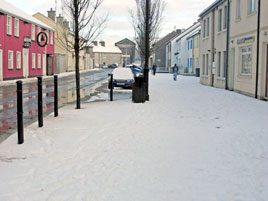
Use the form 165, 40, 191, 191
172, 64, 179, 81
152, 63, 157, 76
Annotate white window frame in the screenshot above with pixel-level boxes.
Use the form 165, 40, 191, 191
46, 30, 49, 44
31, 24, 35, 41
32, 53, 36, 69
14, 18, 19, 37
249, 0, 256, 14
206, 17, 210, 37
202, 54, 205, 75
241, 46, 252, 75
223, 51, 227, 78
37, 26, 41, 35
236, 0, 241, 19
16, 51, 21, 69
218, 9, 222, 32
50, 31, 53, 45
7, 15, 12, 35
223, 6, 227, 30
206, 54, 209, 75
8, 51, 14, 70
38, 54, 41, 69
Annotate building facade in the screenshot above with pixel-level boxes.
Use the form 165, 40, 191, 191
171, 23, 200, 74
0, 0, 55, 80
199, 0, 268, 100
115, 38, 136, 66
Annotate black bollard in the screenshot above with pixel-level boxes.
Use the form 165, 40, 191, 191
108, 74, 113, 101
54, 75, 58, 117
37, 76, 43, 127
16, 81, 24, 144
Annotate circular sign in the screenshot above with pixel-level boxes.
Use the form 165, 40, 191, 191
37, 32, 48, 47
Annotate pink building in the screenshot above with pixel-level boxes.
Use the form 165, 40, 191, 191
0, 0, 55, 81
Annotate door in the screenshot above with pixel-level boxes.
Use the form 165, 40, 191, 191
265, 45, 268, 98
43, 54, 46, 76
46, 55, 53, 76
23, 48, 29, 78
0, 50, 3, 81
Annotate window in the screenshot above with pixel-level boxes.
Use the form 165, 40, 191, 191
7, 16, 12, 35
8, 51, 14, 69
191, 40, 193, 49
31, 24, 35, 40
16, 52, 21, 69
237, 0, 241, 19
196, 37, 199, 48
223, 6, 227, 29
188, 41, 190, 49
50, 31, 53, 45
202, 54, 205, 75
218, 9, 222, 32
14, 18, 19, 37
223, 51, 227, 77
218, 52, 221, 77
206, 54, 209, 75
249, 0, 256, 13
46, 30, 49, 44
38, 26, 41, 34
241, 46, 252, 74
206, 17, 210, 37
203, 19, 206, 38
38, 54, 41, 69
32, 53, 36, 69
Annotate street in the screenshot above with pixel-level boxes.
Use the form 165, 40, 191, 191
0, 74, 268, 201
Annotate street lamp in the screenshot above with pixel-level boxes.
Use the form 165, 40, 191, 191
144, 0, 150, 101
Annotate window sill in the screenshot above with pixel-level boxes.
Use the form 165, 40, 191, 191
247, 11, 257, 17
8, 68, 14, 70
239, 73, 252, 78
202, 75, 209, 78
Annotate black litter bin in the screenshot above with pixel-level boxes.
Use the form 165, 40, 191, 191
132, 76, 146, 103
196, 68, 200, 77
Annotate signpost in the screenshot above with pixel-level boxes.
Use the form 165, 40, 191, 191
37, 32, 48, 47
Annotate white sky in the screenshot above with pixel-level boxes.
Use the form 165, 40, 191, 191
6, 0, 215, 44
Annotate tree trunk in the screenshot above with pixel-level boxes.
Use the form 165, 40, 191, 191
74, 0, 81, 109
144, 0, 150, 101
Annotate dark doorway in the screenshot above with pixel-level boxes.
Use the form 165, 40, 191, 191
47, 54, 53, 76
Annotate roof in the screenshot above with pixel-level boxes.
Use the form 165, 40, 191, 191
153, 29, 182, 49
93, 45, 122, 54
0, 0, 54, 31
199, 0, 225, 18
186, 30, 201, 40
174, 22, 201, 42
115, 38, 136, 46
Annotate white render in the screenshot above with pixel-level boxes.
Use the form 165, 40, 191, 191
1, 74, 268, 200
170, 23, 200, 73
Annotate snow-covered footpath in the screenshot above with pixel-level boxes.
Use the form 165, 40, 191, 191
0, 74, 268, 201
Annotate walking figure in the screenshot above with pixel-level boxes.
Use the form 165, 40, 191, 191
152, 63, 157, 76
172, 64, 179, 81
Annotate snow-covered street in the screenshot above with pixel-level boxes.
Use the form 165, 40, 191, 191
1, 74, 268, 201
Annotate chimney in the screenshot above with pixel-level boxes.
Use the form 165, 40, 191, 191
56, 14, 64, 26
100, 41, 105, 47
47, 8, 56, 22
92, 41, 98, 46
63, 20, 70, 30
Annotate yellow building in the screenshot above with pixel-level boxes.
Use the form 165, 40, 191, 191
33, 9, 92, 73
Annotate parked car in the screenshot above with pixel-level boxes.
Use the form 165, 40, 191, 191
125, 64, 143, 77
108, 63, 118, 68
111, 67, 134, 88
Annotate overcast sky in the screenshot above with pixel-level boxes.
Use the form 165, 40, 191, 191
6, 0, 215, 44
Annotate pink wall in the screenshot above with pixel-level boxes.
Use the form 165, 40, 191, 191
0, 14, 55, 80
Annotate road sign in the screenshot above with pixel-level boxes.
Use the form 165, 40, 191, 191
37, 32, 48, 47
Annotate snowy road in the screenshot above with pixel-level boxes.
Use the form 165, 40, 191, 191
0, 74, 268, 201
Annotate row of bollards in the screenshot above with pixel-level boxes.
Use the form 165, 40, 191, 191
16, 75, 59, 144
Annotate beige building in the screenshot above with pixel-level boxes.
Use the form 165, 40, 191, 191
199, 0, 228, 88
229, 0, 268, 99
33, 9, 92, 73
193, 32, 200, 73
92, 41, 122, 68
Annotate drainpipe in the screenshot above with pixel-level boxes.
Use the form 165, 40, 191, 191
255, 0, 261, 99
225, 0, 230, 90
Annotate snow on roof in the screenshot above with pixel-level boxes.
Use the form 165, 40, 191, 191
93, 45, 122, 54
0, 0, 54, 31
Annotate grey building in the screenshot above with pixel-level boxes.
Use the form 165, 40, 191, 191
153, 29, 182, 72
115, 39, 136, 65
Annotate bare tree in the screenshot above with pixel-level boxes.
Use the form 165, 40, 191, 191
61, 0, 108, 109
130, 0, 166, 64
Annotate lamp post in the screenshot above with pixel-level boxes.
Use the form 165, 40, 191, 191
144, 0, 150, 101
